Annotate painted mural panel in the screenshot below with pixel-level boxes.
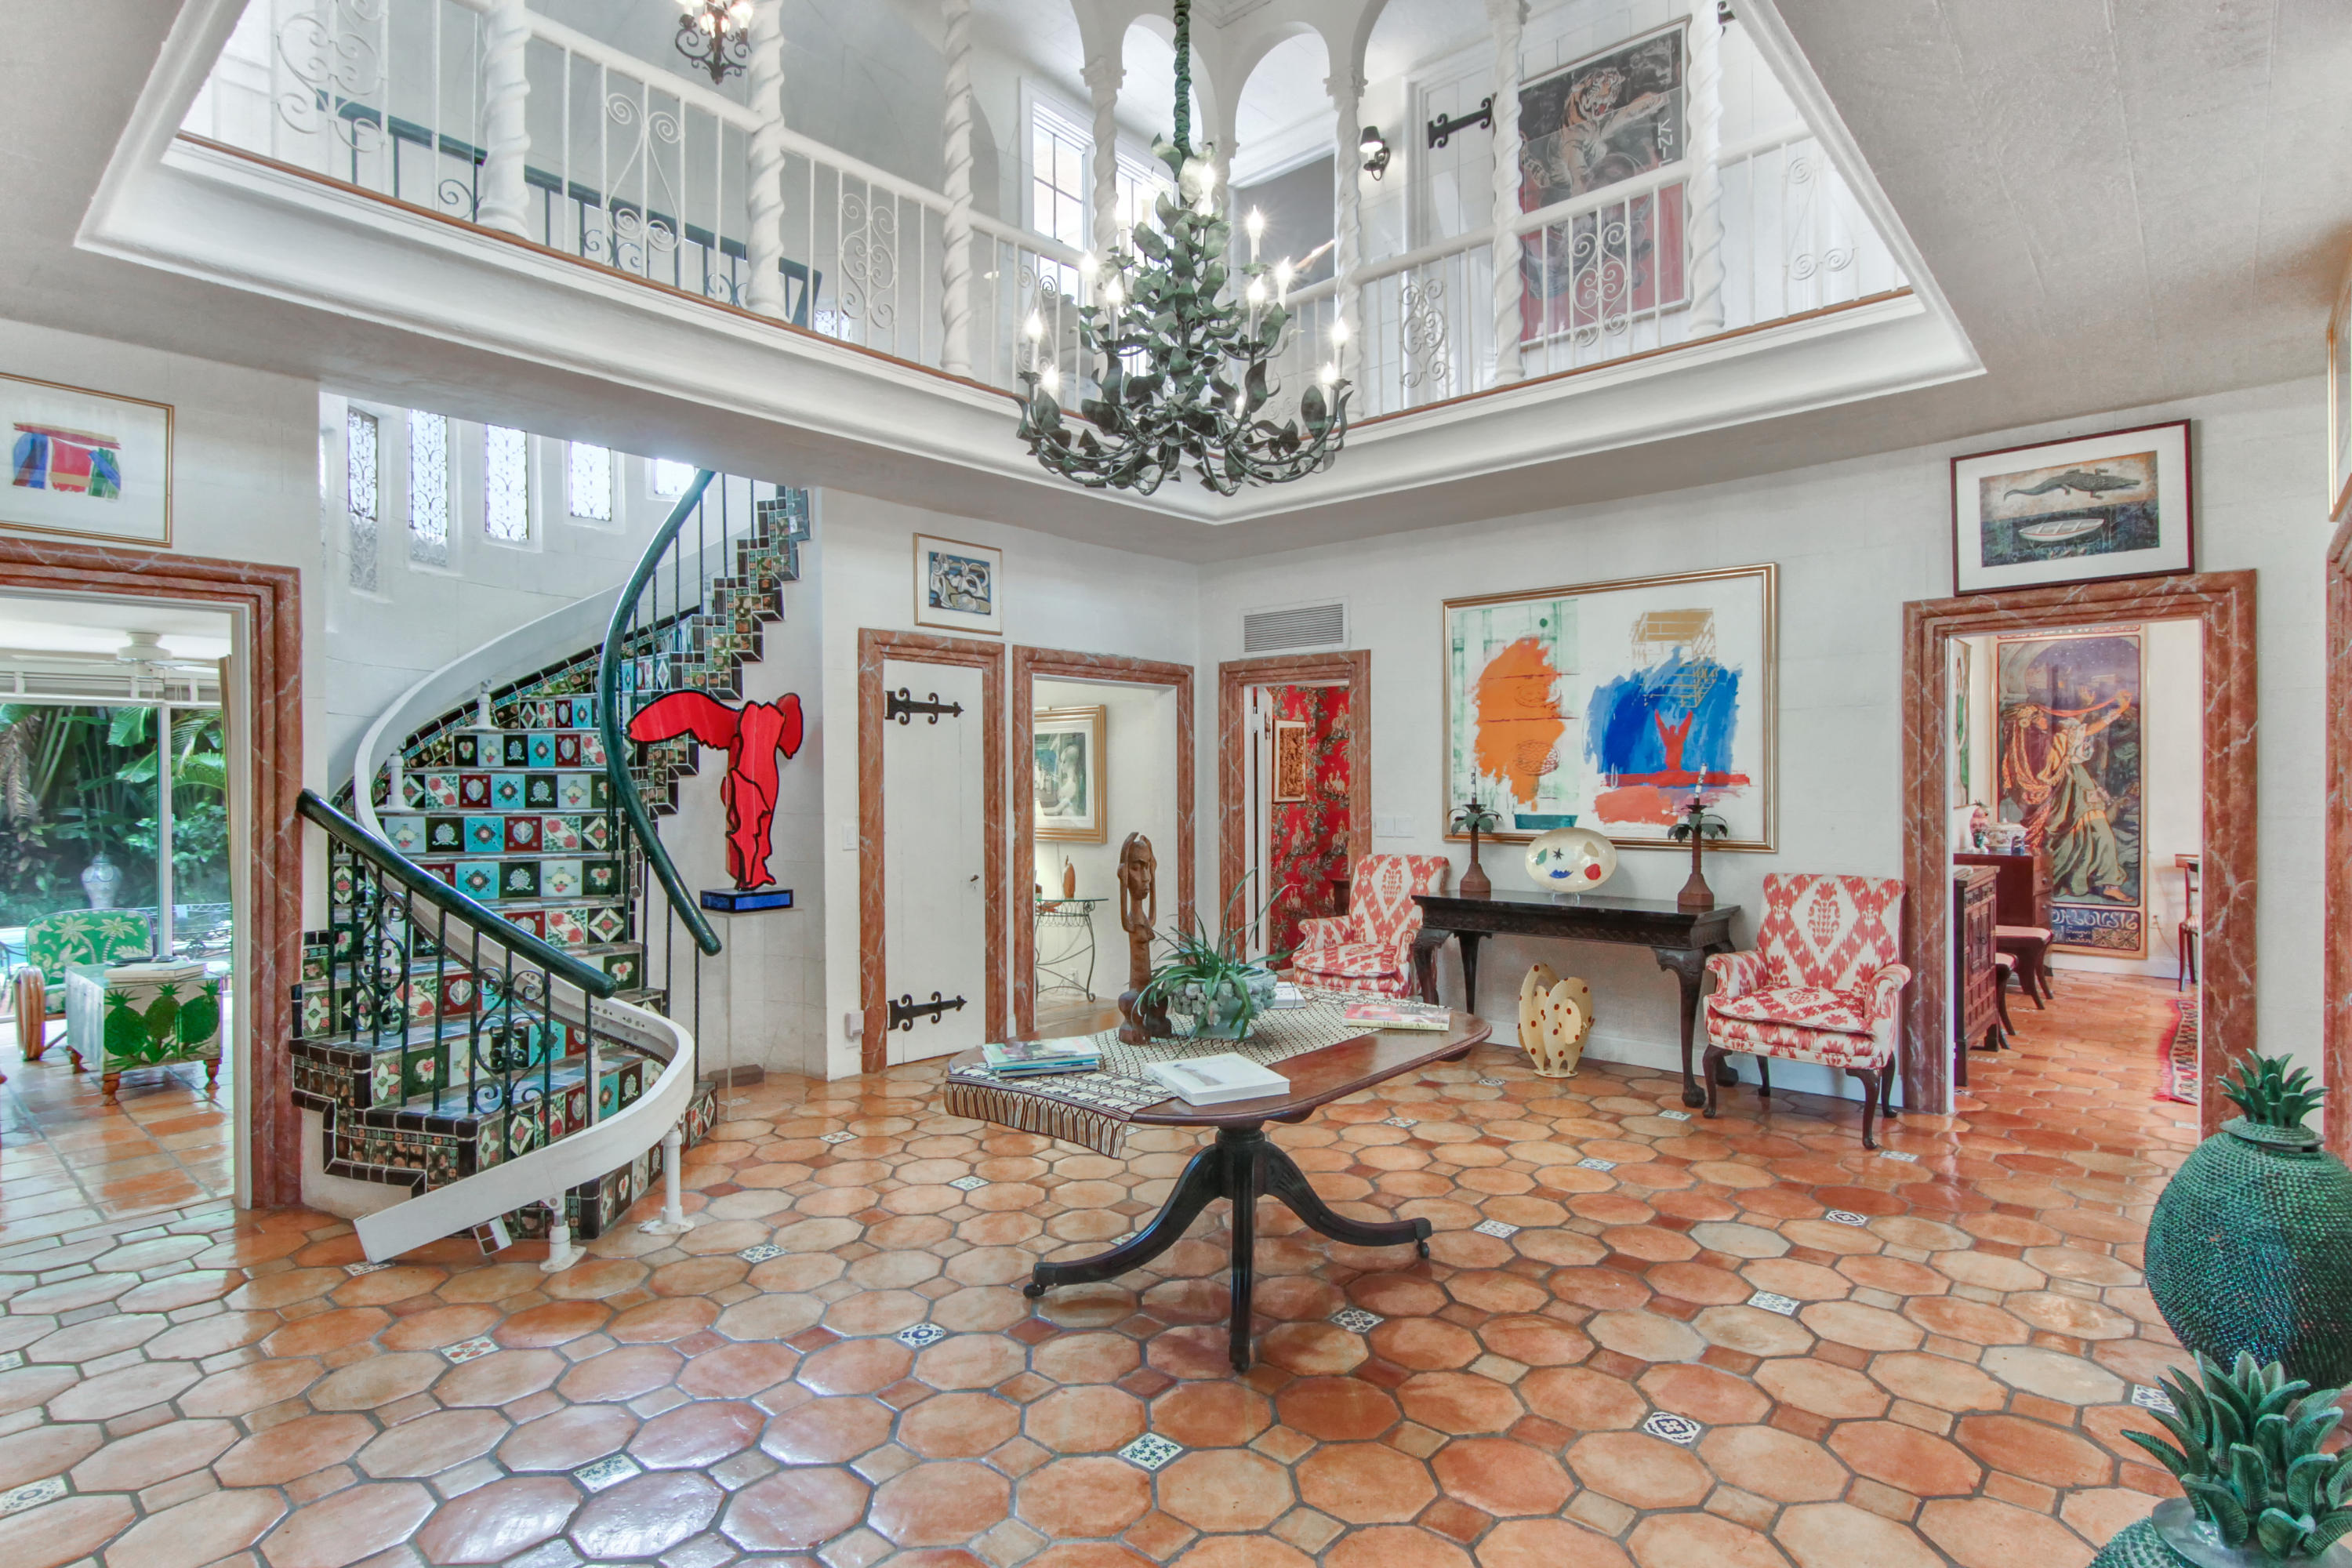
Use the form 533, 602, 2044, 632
1443, 565, 1775, 848
1997, 629, 2147, 956
1266, 687, 1351, 955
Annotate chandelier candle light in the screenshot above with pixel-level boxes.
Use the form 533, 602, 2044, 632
1014, 0, 1349, 495
674, 0, 752, 85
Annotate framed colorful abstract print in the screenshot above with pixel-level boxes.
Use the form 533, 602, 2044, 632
1951, 419, 2192, 594
913, 532, 1003, 635
1033, 704, 1105, 843
2, 372, 172, 546
1995, 628, 2147, 957
1442, 564, 1775, 851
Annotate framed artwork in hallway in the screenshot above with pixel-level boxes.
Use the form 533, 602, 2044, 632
913, 532, 1003, 635
1, 371, 172, 546
1996, 626, 2147, 957
1951, 419, 2193, 594
1033, 703, 1105, 843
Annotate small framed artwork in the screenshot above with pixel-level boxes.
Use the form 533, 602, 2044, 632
1951, 419, 2193, 594
2329, 264, 2352, 520
1034, 704, 1105, 842
2, 371, 172, 546
913, 532, 1003, 635
1272, 719, 1310, 804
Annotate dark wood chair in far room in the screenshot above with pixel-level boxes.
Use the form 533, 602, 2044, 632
2176, 852, 2201, 990
1996, 925, 2053, 1009
1956, 849, 2056, 1010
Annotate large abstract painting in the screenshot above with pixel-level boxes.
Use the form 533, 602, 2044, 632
1951, 420, 2192, 594
1997, 629, 2146, 956
1515, 22, 1688, 344
1443, 564, 1775, 849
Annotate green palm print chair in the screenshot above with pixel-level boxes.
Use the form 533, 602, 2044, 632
13, 909, 154, 1068
64, 959, 224, 1098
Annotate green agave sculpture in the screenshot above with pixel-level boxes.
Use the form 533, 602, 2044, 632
2093, 1352, 2352, 1567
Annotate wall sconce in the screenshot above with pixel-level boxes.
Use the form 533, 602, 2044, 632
1359, 125, 1392, 180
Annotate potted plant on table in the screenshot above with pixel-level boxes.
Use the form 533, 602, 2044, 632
2097, 1351, 2352, 1566
1140, 880, 1281, 1041
1450, 797, 1499, 899
1667, 794, 1729, 912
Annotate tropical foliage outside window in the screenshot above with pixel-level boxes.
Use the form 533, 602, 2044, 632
0, 706, 229, 926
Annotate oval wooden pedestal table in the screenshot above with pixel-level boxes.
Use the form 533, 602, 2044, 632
945, 1011, 1492, 1372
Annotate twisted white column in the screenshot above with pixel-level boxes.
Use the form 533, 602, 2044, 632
744, 1, 787, 318
938, 0, 976, 374
477, 0, 531, 238
1684, 0, 1726, 337
1328, 70, 1365, 390
1085, 53, 1123, 260
1486, 0, 1525, 384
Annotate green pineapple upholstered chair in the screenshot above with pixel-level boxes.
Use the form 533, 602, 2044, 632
13, 909, 154, 1069
64, 959, 225, 1098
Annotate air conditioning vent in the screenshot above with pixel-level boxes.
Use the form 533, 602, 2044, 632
1243, 601, 1347, 654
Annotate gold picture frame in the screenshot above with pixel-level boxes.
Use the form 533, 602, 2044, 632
0, 371, 173, 547
1272, 718, 1310, 803
1441, 563, 1777, 851
913, 532, 1003, 635
1034, 704, 1106, 843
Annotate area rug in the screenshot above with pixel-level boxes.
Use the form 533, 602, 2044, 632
2159, 995, 2200, 1105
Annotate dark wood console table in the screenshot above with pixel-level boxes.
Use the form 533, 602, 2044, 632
1411, 891, 1740, 1108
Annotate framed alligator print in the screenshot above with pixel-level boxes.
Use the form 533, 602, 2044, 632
1951, 419, 2193, 594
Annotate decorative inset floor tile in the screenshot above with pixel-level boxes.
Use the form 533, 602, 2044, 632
1329, 1307, 1384, 1334
948, 1175, 988, 1191
1472, 1219, 1520, 1239
1642, 1412, 1702, 1446
1577, 1157, 1617, 1171
1824, 1210, 1871, 1226
2133, 1384, 2180, 1414
818, 1131, 858, 1145
738, 1243, 785, 1263
1381, 1117, 1417, 1128
0, 1478, 66, 1519
1747, 1290, 1801, 1316
1880, 1149, 1920, 1163
895, 1323, 946, 1349
1658, 1109, 1693, 1121
345, 1260, 391, 1275
1477, 1077, 1508, 1087
1119, 1434, 1183, 1472
444, 1336, 499, 1363
575, 1454, 643, 1491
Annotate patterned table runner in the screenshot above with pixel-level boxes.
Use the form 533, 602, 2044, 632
942, 993, 1402, 1155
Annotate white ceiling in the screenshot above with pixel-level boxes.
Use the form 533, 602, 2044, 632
0, 594, 234, 660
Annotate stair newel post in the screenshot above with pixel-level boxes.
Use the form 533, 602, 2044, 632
640, 1119, 696, 1234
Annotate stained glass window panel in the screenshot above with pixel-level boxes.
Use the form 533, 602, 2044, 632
485, 425, 530, 542
568, 441, 612, 521
345, 408, 378, 593
408, 412, 449, 567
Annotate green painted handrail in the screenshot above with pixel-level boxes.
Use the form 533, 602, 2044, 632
596, 470, 724, 956
294, 789, 620, 998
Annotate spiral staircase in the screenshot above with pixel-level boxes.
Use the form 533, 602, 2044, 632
292, 474, 809, 1261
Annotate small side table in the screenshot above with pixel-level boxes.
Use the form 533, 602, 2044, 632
1034, 898, 1105, 1001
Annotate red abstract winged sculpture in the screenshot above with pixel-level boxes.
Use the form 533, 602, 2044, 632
626, 691, 804, 890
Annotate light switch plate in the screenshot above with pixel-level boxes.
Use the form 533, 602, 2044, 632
1374, 814, 1414, 838
838, 822, 859, 851
844, 1009, 864, 1040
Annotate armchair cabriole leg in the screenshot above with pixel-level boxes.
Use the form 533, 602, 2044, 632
1855, 1067, 1879, 1150
540, 1193, 582, 1273
639, 1120, 697, 1235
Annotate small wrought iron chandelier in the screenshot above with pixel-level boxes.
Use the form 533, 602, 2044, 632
1015, 0, 1348, 496
673, 0, 752, 85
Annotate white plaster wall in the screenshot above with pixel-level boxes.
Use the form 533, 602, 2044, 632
1032, 675, 1179, 991
817, 492, 1199, 1079
1192, 377, 2330, 1100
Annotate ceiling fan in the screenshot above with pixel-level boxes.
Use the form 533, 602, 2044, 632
114, 632, 218, 676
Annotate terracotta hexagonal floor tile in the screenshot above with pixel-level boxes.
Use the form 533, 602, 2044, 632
1639, 1363, 1771, 1425
902, 1390, 1025, 1457
721, 1465, 869, 1554
1296, 1440, 1436, 1523
260, 1480, 435, 1568
1157, 1447, 1295, 1533
1754, 1356, 1888, 1419
1149, 1381, 1267, 1450
0, 1495, 136, 1568
1475, 1517, 1637, 1568
1324, 1523, 1472, 1568
1397, 1370, 1524, 1434
1566, 1429, 1713, 1509
1520, 1366, 1646, 1430
1869, 1351, 2009, 1412
1953, 1414, 2114, 1488
1826, 1421, 1984, 1497
1276, 1376, 1400, 1442
1167, 1539, 1312, 1568
102, 1488, 287, 1568
1918, 1496, 2096, 1568
1698, 1424, 1849, 1502
869, 1460, 1012, 1546
69, 1417, 238, 1492
759, 1395, 894, 1465
412, 1475, 579, 1565
1024, 1385, 1147, 1453
629, 1398, 767, 1468
1773, 1502, 1944, 1568
1017, 1455, 1152, 1539
1431, 1436, 1571, 1516
499, 1403, 637, 1472
1626, 1509, 1794, 1568
567, 1470, 721, 1560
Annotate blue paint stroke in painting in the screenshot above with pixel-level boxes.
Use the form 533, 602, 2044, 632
1584, 652, 1741, 784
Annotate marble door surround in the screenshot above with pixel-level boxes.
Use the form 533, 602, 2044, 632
2325, 518, 2350, 1161
1900, 570, 2255, 1131
0, 537, 304, 1203
1218, 651, 1373, 930
857, 629, 1007, 1072
1009, 647, 1195, 1036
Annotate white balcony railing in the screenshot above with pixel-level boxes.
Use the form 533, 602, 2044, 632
182, 2, 1905, 422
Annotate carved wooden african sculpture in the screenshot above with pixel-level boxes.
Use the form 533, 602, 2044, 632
1116, 832, 1166, 1044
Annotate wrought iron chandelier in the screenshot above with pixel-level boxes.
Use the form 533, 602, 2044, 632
1015, 0, 1348, 496
673, 0, 752, 85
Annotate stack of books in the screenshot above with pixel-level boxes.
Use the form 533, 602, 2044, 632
1341, 1000, 1454, 1032
1145, 1054, 1290, 1106
980, 1036, 1102, 1077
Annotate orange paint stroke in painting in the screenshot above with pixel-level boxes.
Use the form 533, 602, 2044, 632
1473, 636, 1566, 809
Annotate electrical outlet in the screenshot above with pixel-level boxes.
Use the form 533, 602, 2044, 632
1375, 814, 1414, 839
844, 1009, 864, 1040
838, 822, 858, 851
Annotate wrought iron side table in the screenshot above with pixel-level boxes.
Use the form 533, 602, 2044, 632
1033, 897, 1105, 1001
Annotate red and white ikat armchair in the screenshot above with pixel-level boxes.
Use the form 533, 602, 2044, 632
1290, 854, 1450, 997
1703, 873, 1911, 1148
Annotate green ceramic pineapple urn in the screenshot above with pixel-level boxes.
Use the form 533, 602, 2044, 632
2090, 1352, 2352, 1568
2144, 1058, 2352, 1389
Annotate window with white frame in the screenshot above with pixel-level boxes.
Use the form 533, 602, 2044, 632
652, 458, 696, 499
408, 412, 450, 568
567, 441, 613, 521
485, 425, 531, 543
345, 408, 379, 593
1030, 100, 1091, 250
1113, 152, 1173, 241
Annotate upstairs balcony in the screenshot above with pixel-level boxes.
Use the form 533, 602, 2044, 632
105, 0, 1976, 539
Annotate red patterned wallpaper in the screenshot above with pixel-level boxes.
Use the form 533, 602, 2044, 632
1265, 686, 1352, 955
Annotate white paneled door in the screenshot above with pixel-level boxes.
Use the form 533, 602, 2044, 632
882, 659, 989, 1065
